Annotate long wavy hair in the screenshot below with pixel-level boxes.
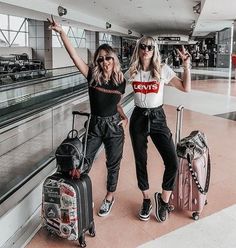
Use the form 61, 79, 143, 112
91, 44, 123, 85
129, 36, 161, 80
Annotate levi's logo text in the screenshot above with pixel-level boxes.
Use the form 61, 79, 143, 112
132, 81, 160, 94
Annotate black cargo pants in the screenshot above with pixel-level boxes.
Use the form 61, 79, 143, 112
84, 113, 124, 192
129, 106, 178, 191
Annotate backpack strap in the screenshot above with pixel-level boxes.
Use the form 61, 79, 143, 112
186, 149, 211, 195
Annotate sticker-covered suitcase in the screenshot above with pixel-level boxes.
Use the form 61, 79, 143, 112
42, 173, 95, 247
170, 105, 211, 220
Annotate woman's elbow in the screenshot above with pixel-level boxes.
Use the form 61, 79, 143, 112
183, 86, 191, 93
182, 81, 191, 92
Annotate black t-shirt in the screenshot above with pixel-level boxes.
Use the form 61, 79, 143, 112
86, 67, 126, 117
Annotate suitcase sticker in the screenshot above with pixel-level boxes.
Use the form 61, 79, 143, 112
42, 178, 79, 240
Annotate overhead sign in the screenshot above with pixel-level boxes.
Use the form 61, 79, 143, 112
158, 37, 181, 41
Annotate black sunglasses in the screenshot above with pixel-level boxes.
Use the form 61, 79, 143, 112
139, 43, 155, 51
97, 56, 114, 63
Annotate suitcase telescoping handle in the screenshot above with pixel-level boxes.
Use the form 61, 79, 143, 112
175, 105, 184, 146
72, 110, 91, 169
72, 110, 90, 130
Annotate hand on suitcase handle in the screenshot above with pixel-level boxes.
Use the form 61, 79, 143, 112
72, 110, 90, 117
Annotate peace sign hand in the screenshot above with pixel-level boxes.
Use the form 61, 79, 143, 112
47, 15, 63, 34
176, 45, 191, 67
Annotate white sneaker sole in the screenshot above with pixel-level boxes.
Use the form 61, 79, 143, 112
139, 206, 152, 221
139, 215, 150, 221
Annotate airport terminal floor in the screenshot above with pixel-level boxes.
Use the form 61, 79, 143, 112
24, 67, 236, 248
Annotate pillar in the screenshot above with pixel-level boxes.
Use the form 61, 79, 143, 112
28, 19, 52, 69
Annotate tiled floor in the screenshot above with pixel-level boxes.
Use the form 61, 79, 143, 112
26, 68, 236, 248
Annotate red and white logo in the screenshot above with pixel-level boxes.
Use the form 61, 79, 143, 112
132, 81, 160, 94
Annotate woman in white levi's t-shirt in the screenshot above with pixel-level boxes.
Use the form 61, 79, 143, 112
126, 36, 191, 222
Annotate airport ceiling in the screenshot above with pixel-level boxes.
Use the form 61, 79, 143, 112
0, 0, 236, 40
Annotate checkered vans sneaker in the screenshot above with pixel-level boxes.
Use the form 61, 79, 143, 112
98, 197, 115, 217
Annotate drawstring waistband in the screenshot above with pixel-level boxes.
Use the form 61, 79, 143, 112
134, 105, 163, 133
91, 112, 120, 122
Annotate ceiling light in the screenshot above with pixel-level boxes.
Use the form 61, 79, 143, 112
106, 22, 111, 29
58, 6, 67, 16
193, 2, 201, 14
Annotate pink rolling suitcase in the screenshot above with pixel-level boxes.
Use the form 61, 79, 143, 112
170, 105, 211, 220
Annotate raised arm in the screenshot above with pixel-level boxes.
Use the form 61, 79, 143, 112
169, 45, 191, 92
48, 16, 89, 78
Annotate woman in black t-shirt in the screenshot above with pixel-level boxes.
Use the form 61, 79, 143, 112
48, 17, 127, 217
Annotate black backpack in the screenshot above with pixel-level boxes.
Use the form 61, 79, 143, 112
55, 111, 91, 175
55, 129, 84, 173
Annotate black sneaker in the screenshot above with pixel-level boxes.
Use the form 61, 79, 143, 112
139, 199, 153, 221
154, 192, 169, 222
98, 198, 115, 217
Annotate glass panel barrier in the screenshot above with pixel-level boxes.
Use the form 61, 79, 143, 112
0, 94, 90, 203
0, 109, 53, 202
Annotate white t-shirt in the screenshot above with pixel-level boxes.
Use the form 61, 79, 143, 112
125, 64, 176, 108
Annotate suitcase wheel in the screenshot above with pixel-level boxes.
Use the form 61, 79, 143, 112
89, 230, 96, 237
168, 204, 175, 213
89, 222, 96, 237
79, 234, 86, 247
79, 242, 86, 248
192, 212, 200, 221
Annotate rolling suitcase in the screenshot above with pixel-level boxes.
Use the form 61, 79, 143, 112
170, 105, 211, 220
42, 111, 95, 247
42, 173, 95, 247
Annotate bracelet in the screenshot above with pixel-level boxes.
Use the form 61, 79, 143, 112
183, 64, 191, 70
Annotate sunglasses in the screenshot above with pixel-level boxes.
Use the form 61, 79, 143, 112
139, 43, 155, 51
97, 56, 114, 63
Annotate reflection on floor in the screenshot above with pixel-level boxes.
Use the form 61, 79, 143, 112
26, 67, 236, 248
215, 111, 236, 121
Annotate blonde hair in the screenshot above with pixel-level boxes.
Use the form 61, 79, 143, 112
91, 44, 123, 85
129, 36, 161, 80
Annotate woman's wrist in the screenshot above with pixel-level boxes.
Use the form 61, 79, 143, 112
182, 63, 191, 70
59, 30, 64, 35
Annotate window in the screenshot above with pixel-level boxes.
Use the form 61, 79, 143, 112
52, 26, 86, 48
0, 14, 28, 47
99, 32, 112, 46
